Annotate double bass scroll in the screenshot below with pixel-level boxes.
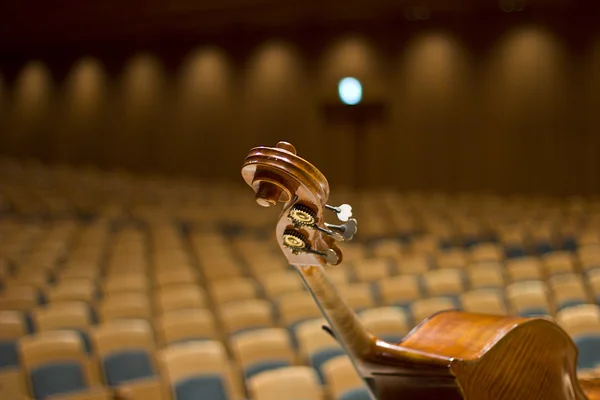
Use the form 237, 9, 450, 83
241, 141, 600, 400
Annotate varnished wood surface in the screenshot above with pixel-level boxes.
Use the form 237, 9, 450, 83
242, 142, 600, 399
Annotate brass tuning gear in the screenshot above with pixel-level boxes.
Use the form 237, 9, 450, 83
281, 228, 339, 264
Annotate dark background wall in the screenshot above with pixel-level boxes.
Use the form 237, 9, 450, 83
0, 9, 599, 196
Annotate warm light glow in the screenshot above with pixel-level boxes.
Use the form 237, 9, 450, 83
120, 54, 164, 115
246, 41, 302, 90
179, 47, 232, 106
14, 61, 52, 117
403, 33, 467, 98
338, 77, 363, 105
65, 57, 105, 117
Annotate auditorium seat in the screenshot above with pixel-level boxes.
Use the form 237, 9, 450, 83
370, 239, 404, 259
352, 258, 392, 284
460, 289, 507, 315
92, 319, 164, 399
220, 299, 275, 337
579, 245, 600, 273
548, 274, 589, 310
33, 302, 94, 353
505, 281, 552, 317
0, 310, 26, 370
556, 304, 600, 371
156, 308, 220, 346
158, 340, 241, 400
230, 328, 296, 380
0, 285, 41, 332
154, 285, 207, 315
321, 355, 370, 400
505, 257, 544, 282
154, 268, 200, 289
295, 318, 344, 382
277, 292, 322, 333
410, 297, 457, 324
469, 243, 504, 263
326, 268, 350, 287
61, 265, 100, 281
436, 249, 468, 270
210, 278, 260, 306
259, 270, 305, 300
247, 366, 323, 400
359, 307, 409, 343
542, 251, 576, 276
337, 283, 375, 312
19, 330, 106, 399
468, 262, 506, 290
376, 274, 423, 310
98, 292, 152, 322
103, 273, 150, 295
48, 278, 98, 304
396, 255, 431, 275
422, 269, 464, 304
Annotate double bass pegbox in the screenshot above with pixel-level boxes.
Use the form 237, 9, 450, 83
241, 141, 345, 266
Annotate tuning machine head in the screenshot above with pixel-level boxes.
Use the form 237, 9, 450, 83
287, 204, 357, 242
326, 204, 353, 222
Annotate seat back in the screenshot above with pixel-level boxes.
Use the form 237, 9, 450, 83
469, 243, 504, 263
411, 297, 456, 323
159, 340, 239, 400
468, 262, 505, 289
20, 330, 94, 398
210, 278, 259, 305
0, 310, 27, 369
98, 292, 152, 322
248, 366, 322, 400
231, 328, 295, 379
352, 258, 391, 283
47, 278, 97, 304
359, 307, 408, 343
220, 299, 274, 337
436, 249, 467, 270
260, 271, 304, 299
92, 319, 156, 386
423, 268, 464, 298
506, 257, 544, 282
460, 289, 507, 315
156, 308, 219, 345
322, 355, 368, 400
277, 292, 321, 329
155, 285, 206, 315
337, 283, 375, 311
506, 280, 552, 316
377, 275, 422, 307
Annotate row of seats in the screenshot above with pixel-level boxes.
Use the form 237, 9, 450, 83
2, 158, 600, 399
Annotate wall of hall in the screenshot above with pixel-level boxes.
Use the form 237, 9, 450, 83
0, 14, 599, 196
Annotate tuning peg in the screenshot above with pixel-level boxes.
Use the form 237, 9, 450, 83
308, 248, 339, 265
325, 204, 353, 222
324, 218, 358, 241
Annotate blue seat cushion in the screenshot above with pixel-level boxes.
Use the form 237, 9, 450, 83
575, 335, 600, 370
0, 341, 19, 368
310, 347, 345, 382
103, 350, 156, 386
244, 360, 290, 380
557, 299, 585, 311
505, 247, 526, 259
174, 374, 229, 400
518, 308, 549, 318
340, 387, 372, 400
30, 362, 87, 398
535, 243, 553, 255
